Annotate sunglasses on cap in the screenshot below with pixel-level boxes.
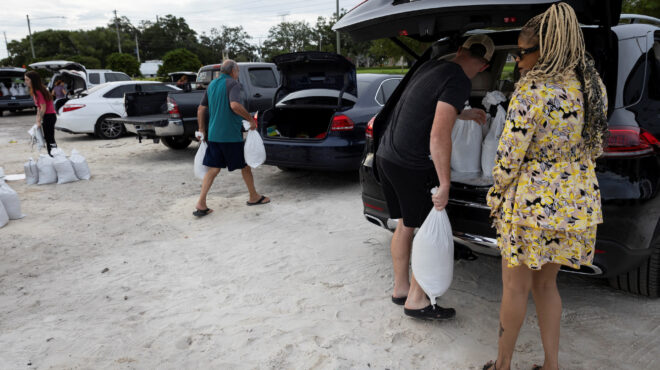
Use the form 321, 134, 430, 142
513, 45, 539, 59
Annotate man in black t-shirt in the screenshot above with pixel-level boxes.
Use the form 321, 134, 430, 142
376, 34, 494, 320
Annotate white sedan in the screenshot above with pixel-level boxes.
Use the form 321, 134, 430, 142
56, 81, 180, 139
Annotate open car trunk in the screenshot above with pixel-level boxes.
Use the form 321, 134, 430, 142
260, 107, 337, 139
0, 69, 30, 101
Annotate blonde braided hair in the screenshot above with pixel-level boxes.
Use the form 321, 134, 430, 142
519, 2, 608, 158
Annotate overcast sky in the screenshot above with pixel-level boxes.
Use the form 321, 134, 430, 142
2, 0, 360, 61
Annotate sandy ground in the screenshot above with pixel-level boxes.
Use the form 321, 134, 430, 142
0, 111, 659, 370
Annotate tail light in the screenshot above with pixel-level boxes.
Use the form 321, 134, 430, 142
167, 96, 180, 119
62, 104, 85, 112
365, 116, 376, 138
331, 114, 355, 131
603, 126, 659, 157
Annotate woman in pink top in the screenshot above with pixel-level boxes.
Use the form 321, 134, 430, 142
25, 71, 57, 155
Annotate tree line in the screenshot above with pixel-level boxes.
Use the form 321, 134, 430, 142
1, 11, 427, 77
2, 0, 656, 77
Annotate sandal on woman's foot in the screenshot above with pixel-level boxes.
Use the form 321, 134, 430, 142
483, 360, 497, 370
391, 295, 407, 305
403, 304, 455, 320
531, 365, 542, 370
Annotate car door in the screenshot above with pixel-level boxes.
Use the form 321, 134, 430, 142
105, 84, 138, 116
333, 0, 621, 41
243, 66, 280, 112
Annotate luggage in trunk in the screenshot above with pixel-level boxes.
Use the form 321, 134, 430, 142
261, 107, 336, 139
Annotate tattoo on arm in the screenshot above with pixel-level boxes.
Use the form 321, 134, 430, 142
499, 322, 504, 338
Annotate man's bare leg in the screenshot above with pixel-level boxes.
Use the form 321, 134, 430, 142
196, 167, 221, 211
241, 166, 269, 204
391, 221, 414, 299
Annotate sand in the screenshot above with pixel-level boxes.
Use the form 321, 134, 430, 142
0, 111, 659, 369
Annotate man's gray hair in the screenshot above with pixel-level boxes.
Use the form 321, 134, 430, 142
220, 60, 238, 74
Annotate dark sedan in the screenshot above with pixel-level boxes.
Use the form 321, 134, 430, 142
257, 52, 402, 171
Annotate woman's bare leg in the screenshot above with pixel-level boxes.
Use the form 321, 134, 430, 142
531, 263, 562, 370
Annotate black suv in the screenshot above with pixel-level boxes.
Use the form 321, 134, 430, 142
335, 0, 660, 297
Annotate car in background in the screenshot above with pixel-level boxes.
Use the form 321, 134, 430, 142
86, 69, 131, 86
56, 81, 179, 139
257, 51, 402, 171
335, 0, 660, 297
168, 71, 198, 91
0, 67, 34, 116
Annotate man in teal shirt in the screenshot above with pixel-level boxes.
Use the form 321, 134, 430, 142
194, 60, 270, 217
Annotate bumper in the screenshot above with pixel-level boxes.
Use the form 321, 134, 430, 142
0, 99, 35, 110
124, 118, 184, 137
56, 113, 95, 134
263, 136, 364, 171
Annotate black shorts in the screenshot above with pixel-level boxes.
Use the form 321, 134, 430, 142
377, 156, 439, 228
203, 141, 247, 171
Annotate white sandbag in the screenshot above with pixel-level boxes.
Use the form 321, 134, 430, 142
0, 201, 8, 228
9, 84, 18, 96
194, 139, 209, 180
482, 90, 507, 111
0, 179, 25, 220
53, 151, 79, 184
37, 154, 57, 185
411, 190, 454, 305
451, 110, 483, 173
244, 129, 266, 168
18, 84, 27, 95
69, 149, 91, 180
481, 105, 507, 177
24, 158, 39, 185
0, 84, 8, 96
28, 124, 45, 151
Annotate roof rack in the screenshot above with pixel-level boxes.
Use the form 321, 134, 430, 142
619, 14, 660, 26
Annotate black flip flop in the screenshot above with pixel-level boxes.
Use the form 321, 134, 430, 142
483, 361, 497, 370
404, 304, 456, 320
247, 195, 270, 206
193, 208, 212, 217
391, 296, 407, 305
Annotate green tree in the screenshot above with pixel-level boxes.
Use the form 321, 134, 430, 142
199, 26, 256, 63
139, 15, 198, 60
106, 53, 140, 76
623, 0, 660, 18
157, 48, 201, 77
71, 55, 102, 69
316, 11, 372, 66
262, 21, 316, 60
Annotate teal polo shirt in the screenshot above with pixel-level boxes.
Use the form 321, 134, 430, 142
205, 74, 244, 143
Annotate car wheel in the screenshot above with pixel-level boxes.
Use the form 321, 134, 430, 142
608, 238, 660, 297
161, 136, 192, 150
95, 114, 124, 140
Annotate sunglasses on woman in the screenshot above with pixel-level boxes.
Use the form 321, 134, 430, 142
513, 45, 539, 59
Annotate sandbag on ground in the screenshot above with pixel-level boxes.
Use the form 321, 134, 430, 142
0, 179, 25, 220
69, 149, 91, 180
37, 154, 57, 185
52, 150, 79, 184
24, 158, 39, 185
0, 201, 8, 228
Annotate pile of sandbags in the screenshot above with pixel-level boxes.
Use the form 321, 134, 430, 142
27, 149, 91, 185
0, 168, 25, 228
450, 91, 508, 180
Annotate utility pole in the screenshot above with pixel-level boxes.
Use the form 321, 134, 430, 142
3, 31, 10, 58
336, 0, 340, 54
113, 10, 122, 53
135, 34, 140, 63
26, 15, 35, 59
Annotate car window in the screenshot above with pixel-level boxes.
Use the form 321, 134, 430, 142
375, 78, 402, 105
104, 73, 119, 82
88, 73, 100, 85
103, 84, 136, 98
212, 71, 222, 80
112, 72, 131, 81
248, 68, 278, 88
140, 83, 176, 92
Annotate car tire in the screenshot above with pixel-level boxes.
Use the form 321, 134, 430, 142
161, 136, 192, 150
95, 114, 124, 140
608, 238, 660, 297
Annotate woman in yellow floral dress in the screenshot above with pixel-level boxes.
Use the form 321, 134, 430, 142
483, 3, 609, 370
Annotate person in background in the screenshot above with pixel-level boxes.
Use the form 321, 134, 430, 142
483, 3, 608, 370
375, 34, 493, 320
193, 60, 270, 217
25, 71, 58, 156
176, 75, 189, 90
52, 80, 67, 100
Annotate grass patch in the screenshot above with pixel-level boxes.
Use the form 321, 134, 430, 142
358, 67, 408, 75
